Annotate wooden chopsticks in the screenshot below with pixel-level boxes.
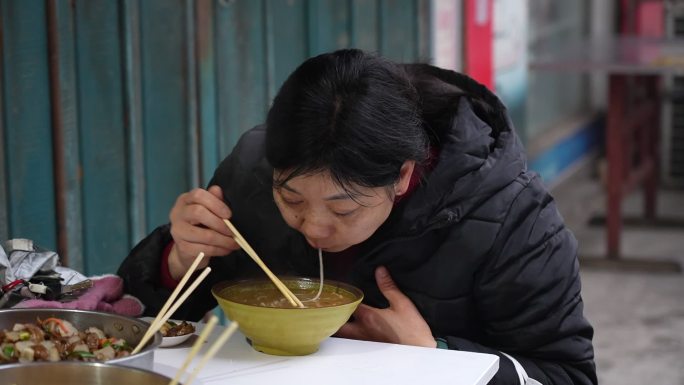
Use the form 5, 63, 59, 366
168, 315, 240, 385
167, 316, 218, 385
183, 321, 240, 385
132, 252, 212, 355
223, 219, 305, 308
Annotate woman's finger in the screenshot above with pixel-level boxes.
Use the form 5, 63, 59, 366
172, 221, 237, 250
174, 240, 234, 264
334, 321, 365, 340
179, 203, 234, 236
207, 185, 224, 200
180, 188, 232, 220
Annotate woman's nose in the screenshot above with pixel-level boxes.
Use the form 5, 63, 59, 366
299, 214, 333, 241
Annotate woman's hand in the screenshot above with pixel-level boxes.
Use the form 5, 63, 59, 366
335, 266, 436, 348
167, 185, 240, 280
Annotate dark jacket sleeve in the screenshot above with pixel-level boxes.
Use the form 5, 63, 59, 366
445, 175, 597, 385
116, 223, 241, 321
116, 223, 178, 317
117, 129, 260, 321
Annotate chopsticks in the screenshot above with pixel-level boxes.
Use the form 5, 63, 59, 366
131, 252, 212, 355
167, 315, 240, 385
167, 316, 218, 385
182, 320, 240, 385
223, 219, 305, 308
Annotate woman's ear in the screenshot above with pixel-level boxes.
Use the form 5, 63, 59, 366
395, 160, 416, 196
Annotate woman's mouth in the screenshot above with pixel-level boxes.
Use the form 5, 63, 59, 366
306, 239, 333, 250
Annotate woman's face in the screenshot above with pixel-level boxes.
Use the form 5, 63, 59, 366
273, 162, 414, 252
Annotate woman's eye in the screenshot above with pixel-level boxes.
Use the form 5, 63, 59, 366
333, 209, 357, 217
282, 198, 303, 206
279, 194, 303, 206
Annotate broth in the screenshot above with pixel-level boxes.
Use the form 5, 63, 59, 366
226, 286, 354, 309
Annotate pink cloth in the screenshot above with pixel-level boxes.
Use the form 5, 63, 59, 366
14, 275, 144, 317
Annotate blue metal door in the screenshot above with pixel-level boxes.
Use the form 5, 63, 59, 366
0, 0, 430, 275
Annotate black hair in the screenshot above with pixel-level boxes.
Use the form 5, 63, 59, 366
265, 49, 429, 197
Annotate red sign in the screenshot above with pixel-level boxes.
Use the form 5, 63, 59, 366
464, 0, 494, 90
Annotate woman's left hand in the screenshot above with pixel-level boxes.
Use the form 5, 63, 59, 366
335, 266, 437, 348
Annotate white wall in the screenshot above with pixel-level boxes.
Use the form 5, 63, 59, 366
589, 0, 615, 110
493, 0, 529, 136
430, 0, 463, 71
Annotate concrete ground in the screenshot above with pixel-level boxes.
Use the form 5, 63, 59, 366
551, 162, 684, 385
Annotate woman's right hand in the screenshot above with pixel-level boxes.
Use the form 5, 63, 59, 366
167, 185, 240, 280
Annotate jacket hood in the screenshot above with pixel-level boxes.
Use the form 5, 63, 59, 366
394, 64, 527, 234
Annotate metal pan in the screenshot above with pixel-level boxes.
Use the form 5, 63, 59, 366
0, 308, 161, 370
0, 362, 173, 385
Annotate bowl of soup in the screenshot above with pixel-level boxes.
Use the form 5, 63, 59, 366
212, 277, 363, 356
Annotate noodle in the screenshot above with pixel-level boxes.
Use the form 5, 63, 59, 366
302, 248, 324, 303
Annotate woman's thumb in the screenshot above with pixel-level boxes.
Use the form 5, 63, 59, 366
375, 266, 403, 304
208, 185, 223, 199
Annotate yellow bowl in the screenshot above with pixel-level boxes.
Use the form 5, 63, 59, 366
212, 277, 363, 356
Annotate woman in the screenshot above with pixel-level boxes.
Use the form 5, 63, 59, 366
118, 49, 596, 385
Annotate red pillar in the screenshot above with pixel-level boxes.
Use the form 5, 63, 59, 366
463, 0, 494, 90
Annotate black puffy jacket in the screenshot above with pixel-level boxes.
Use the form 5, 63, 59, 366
118, 65, 597, 385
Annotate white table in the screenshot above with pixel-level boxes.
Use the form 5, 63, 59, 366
152, 326, 499, 385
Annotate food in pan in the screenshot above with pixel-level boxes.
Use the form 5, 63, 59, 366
0, 318, 132, 363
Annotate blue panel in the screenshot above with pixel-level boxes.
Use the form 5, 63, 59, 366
1, 0, 57, 249
350, 0, 379, 51
49, 0, 84, 271
215, 0, 268, 156
379, 0, 417, 61
416, 0, 430, 60
0, 3, 7, 242
529, 116, 604, 185
0, 0, 430, 278
140, 0, 190, 230
75, 0, 129, 275
121, 0, 147, 245
267, 0, 308, 89
0, 106, 6, 241
196, 0, 217, 185
307, 0, 350, 56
